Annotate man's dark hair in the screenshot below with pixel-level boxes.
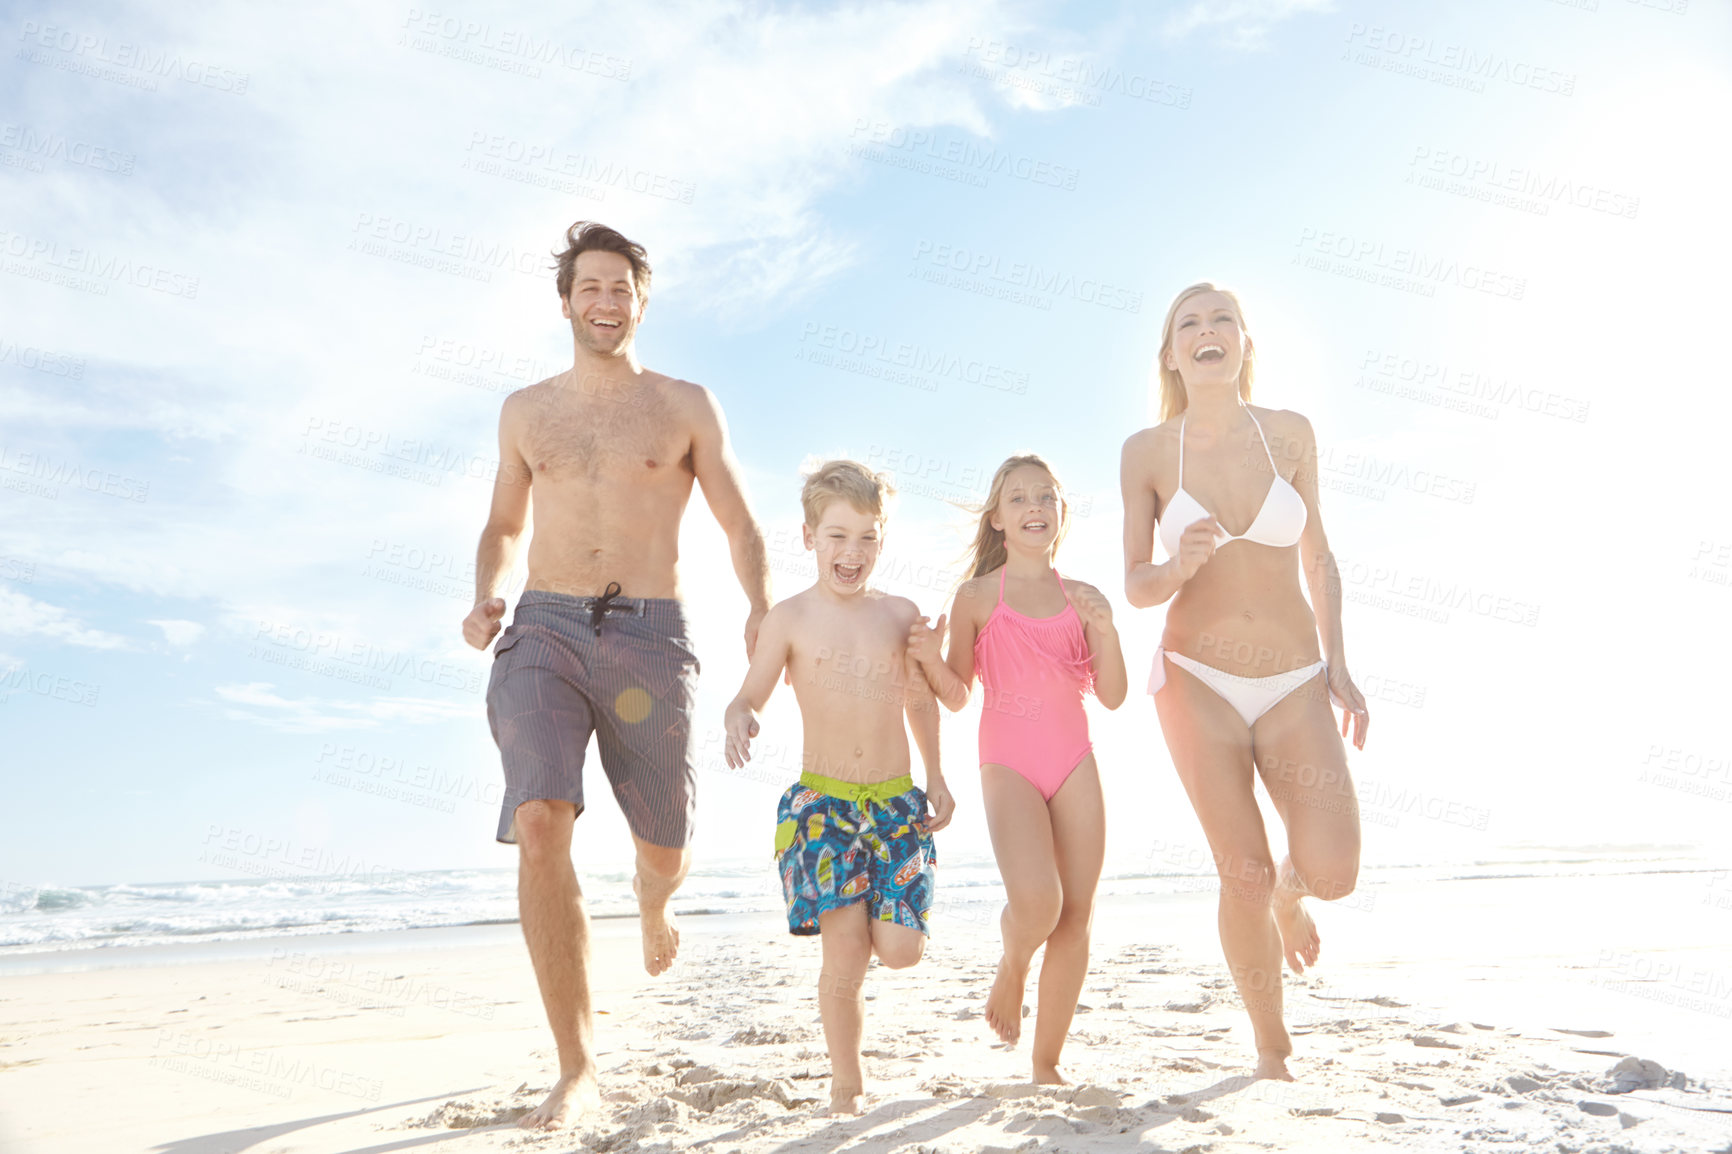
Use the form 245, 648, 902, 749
552, 221, 651, 304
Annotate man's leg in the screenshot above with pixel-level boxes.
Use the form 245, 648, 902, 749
513, 799, 600, 1129
632, 835, 688, 976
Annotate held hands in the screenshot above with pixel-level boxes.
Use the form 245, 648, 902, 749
923, 773, 956, 832
907, 614, 947, 667
723, 699, 761, 768
1326, 664, 1370, 750
462, 598, 506, 649
1172, 517, 1221, 582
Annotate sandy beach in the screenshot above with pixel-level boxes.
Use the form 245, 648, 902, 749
3, 869, 1730, 1154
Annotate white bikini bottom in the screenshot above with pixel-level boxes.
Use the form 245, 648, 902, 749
1149, 648, 1327, 728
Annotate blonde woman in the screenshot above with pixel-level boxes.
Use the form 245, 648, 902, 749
909, 455, 1127, 1083
1120, 283, 1369, 1081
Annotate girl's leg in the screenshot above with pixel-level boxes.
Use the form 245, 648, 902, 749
980, 764, 1061, 1045
1252, 675, 1362, 974
1030, 754, 1105, 1083
816, 904, 874, 1114
1154, 664, 1292, 1079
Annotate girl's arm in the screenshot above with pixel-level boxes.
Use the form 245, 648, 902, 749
936, 578, 986, 711
723, 602, 793, 767
1068, 580, 1128, 710
1287, 411, 1369, 750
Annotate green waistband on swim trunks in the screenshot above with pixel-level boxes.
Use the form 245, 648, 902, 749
799, 771, 914, 803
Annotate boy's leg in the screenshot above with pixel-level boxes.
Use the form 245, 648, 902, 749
817, 904, 874, 1115
980, 765, 1061, 1045
866, 918, 925, 968
513, 799, 601, 1129
1030, 756, 1106, 1083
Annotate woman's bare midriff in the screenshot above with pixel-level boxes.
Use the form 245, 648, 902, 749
1162, 544, 1320, 677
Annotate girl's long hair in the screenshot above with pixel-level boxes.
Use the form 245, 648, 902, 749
1154, 282, 1255, 422
961, 454, 1070, 580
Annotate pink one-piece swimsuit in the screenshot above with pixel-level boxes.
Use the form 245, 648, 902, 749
972, 567, 1096, 801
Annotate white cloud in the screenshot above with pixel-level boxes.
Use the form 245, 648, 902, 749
1162, 0, 1334, 50
212, 682, 474, 733
0, 588, 129, 650
148, 619, 206, 647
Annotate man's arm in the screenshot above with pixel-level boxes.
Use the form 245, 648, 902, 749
688, 385, 771, 655
463, 394, 532, 649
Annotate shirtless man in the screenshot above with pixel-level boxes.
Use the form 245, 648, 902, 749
461, 221, 769, 1129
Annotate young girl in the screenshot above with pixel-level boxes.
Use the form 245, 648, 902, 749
907, 454, 1127, 1084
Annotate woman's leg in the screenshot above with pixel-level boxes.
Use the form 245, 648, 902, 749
1154, 661, 1293, 1078
1252, 674, 1362, 974
980, 763, 1062, 1045
1030, 754, 1105, 1083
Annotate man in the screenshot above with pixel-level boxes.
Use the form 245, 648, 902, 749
461, 221, 770, 1129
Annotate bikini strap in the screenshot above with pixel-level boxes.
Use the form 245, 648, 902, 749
1245, 408, 1279, 473
1176, 413, 1187, 485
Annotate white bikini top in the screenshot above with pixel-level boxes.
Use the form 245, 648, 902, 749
1157, 408, 1308, 557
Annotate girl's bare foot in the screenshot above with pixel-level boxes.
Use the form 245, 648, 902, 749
984, 954, 1028, 1044
828, 1083, 865, 1115
518, 1070, 600, 1129
1272, 892, 1320, 974
1253, 1051, 1295, 1081
1033, 1061, 1069, 1085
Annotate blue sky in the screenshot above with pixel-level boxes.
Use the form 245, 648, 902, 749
2, 0, 1728, 888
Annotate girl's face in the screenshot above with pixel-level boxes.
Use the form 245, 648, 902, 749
990, 465, 1062, 554
1164, 290, 1246, 393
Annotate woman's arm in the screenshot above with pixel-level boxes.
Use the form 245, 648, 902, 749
1122, 430, 1215, 607
1287, 411, 1369, 748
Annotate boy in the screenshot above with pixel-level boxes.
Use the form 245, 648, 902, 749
723, 460, 955, 1114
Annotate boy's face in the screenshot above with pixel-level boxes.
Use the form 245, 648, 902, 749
803, 499, 882, 596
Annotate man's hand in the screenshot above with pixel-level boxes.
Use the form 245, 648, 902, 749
463, 598, 506, 650
723, 699, 760, 768
924, 773, 956, 832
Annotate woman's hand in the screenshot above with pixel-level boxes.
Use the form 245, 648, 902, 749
1326, 664, 1370, 750
1172, 517, 1221, 582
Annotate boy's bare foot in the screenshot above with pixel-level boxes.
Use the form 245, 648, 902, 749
1272, 892, 1319, 974
1033, 1061, 1069, 1085
828, 1083, 865, 1115
634, 875, 680, 976
1253, 1051, 1295, 1082
518, 1070, 600, 1129
984, 954, 1028, 1044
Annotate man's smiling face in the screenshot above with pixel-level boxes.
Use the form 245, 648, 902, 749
562, 249, 643, 356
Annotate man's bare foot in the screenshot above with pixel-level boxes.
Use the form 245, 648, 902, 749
634, 875, 679, 976
984, 954, 1028, 1044
1272, 892, 1320, 974
828, 1083, 865, 1115
1033, 1061, 1069, 1085
517, 1070, 599, 1129
1253, 1051, 1295, 1081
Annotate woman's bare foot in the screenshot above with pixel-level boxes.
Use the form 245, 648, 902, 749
1272, 892, 1320, 974
518, 1070, 600, 1129
634, 875, 680, 976
984, 954, 1028, 1044
1253, 1051, 1295, 1081
828, 1082, 865, 1115
1033, 1061, 1069, 1085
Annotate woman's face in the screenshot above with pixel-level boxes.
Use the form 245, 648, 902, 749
1164, 290, 1247, 394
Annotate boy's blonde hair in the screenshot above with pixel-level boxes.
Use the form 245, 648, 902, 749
1155, 281, 1255, 422
800, 459, 895, 528
961, 454, 1069, 580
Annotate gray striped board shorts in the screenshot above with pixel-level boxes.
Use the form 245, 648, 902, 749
485, 589, 700, 848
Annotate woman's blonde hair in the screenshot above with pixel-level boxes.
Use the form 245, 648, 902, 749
1154, 282, 1255, 422
961, 455, 1069, 580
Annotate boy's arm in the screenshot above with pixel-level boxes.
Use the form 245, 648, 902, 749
723, 602, 792, 767
902, 647, 954, 831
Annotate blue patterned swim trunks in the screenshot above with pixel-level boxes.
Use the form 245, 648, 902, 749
773, 772, 936, 937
